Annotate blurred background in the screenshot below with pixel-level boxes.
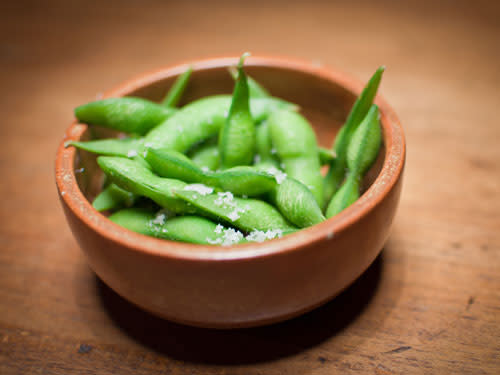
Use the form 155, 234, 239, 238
1, 0, 499, 374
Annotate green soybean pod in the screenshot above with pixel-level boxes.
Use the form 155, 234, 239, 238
324, 66, 385, 202
161, 66, 193, 108
334, 67, 384, 155
270, 178, 325, 228
109, 208, 246, 245
268, 109, 319, 158
188, 142, 220, 171
145, 148, 215, 185
254, 121, 280, 170
143, 95, 294, 152
163, 216, 247, 245
75, 97, 175, 135
92, 183, 136, 212
228, 66, 270, 98
97, 156, 190, 213
144, 95, 229, 151
109, 207, 158, 235
67, 138, 142, 157
146, 149, 276, 197
219, 53, 255, 168
174, 190, 296, 233
268, 108, 323, 205
213, 166, 277, 196
325, 175, 360, 218
281, 156, 324, 206
325, 106, 382, 218
346, 105, 382, 177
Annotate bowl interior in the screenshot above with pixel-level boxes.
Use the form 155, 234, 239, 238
73, 61, 385, 217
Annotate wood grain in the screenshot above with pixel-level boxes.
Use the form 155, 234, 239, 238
1, 0, 499, 374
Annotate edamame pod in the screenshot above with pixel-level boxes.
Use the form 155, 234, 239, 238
270, 178, 325, 228
97, 156, 190, 213
143, 95, 294, 152
75, 97, 175, 135
269, 110, 319, 157
109, 208, 246, 245
92, 183, 136, 212
325, 105, 382, 218
254, 121, 280, 170
145, 148, 215, 185
324, 66, 385, 203
268, 109, 323, 206
109, 207, 160, 235
346, 105, 382, 176
174, 190, 296, 233
219, 53, 255, 168
161, 66, 193, 108
146, 149, 277, 197
325, 175, 360, 218
67, 138, 142, 157
213, 166, 276, 196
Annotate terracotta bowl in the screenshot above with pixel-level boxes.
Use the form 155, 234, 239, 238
55, 56, 405, 329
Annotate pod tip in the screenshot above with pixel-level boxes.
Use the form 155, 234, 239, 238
238, 52, 251, 68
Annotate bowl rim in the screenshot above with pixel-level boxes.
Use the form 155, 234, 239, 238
55, 55, 405, 261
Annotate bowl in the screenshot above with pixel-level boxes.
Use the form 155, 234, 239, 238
55, 56, 405, 329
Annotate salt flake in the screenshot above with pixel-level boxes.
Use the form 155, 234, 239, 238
183, 184, 214, 196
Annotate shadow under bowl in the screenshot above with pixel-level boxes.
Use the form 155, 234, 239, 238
55, 56, 405, 329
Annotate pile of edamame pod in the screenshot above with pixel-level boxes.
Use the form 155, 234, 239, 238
68, 53, 384, 246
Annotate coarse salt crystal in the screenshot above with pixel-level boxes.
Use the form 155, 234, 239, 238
266, 167, 287, 184
246, 230, 267, 243
215, 191, 235, 207
127, 150, 138, 158
246, 229, 283, 242
151, 213, 166, 225
265, 229, 283, 240
221, 228, 244, 246
183, 184, 214, 196
214, 224, 224, 234
227, 210, 240, 221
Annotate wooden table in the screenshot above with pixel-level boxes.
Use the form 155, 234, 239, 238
1, 1, 499, 373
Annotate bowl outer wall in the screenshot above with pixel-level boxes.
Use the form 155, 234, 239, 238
55, 56, 405, 328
